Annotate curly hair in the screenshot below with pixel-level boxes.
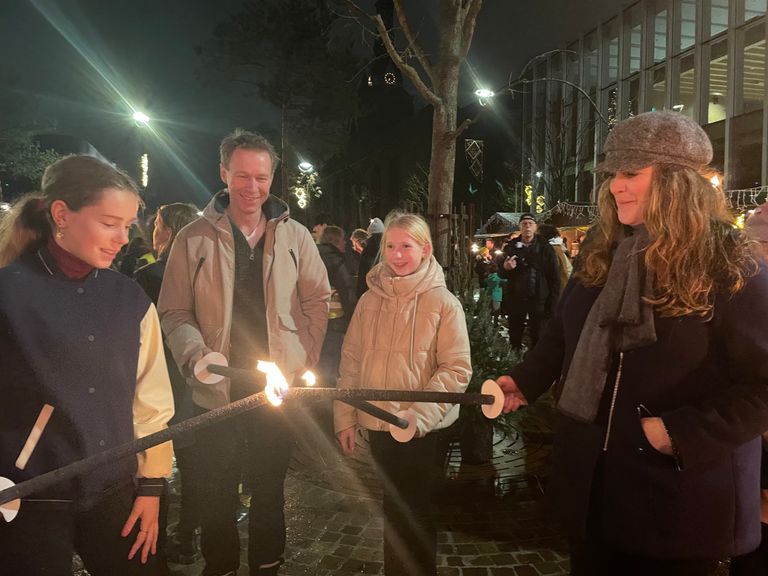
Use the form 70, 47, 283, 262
576, 164, 758, 317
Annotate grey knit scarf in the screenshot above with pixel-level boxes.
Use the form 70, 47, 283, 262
557, 228, 657, 422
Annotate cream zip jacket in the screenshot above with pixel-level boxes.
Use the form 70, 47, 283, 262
335, 256, 472, 436
158, 192, 331, 409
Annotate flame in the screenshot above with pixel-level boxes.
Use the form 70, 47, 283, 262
257, 361, 290, 406
301, 370, 316, 386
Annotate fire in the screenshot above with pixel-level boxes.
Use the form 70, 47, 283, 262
256, 361, 290, 406
301, 370, 316, 386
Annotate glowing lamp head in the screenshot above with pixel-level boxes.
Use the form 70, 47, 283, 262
133, 111, 150, 124
257, 361, 290, 406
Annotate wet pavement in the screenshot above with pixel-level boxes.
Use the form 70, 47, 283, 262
165, 396, 572, 576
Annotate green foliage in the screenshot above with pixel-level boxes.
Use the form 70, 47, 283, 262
460, 289, 522, 434
0, 128, 59, 185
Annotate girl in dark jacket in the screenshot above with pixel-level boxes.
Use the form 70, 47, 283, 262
0, 155, 174, 575
499, 111, 768, 576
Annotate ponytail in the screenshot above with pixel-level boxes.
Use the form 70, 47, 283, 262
0, 194, 51, 267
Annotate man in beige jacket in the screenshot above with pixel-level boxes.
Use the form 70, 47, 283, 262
158, 129, 330, 576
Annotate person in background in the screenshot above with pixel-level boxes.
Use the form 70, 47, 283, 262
311, 213, 332, 243
317, 225, 357, 387
356, 217, 384, 299
134, 203, 201, 566
120, 234, 156, 277
336, 212, 471, 576
484, 261, 507, 325
498, 111, 768, 576
538, 223, 573, 298
498, 213, 560, 350
729, 203, 768, 576
0, 155, 174, 575
350, 228, 369, 255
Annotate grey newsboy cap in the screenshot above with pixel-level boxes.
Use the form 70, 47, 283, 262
595, 111, 713, 173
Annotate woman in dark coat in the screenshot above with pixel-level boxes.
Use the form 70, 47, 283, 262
498, 111, 768, 575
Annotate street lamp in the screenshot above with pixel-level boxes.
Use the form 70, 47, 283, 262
132, 111, 150, 126
298, 161, 314, 174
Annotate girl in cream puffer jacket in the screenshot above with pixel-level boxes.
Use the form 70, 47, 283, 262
334, 212, 471, 576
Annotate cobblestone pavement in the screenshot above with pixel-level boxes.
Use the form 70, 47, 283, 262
165, 398, 573, 576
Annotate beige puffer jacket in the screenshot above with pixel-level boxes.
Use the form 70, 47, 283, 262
334, 256, 472, 436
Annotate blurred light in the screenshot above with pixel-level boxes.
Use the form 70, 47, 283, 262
474, 88, 495, 99
710, 175, 720, 187
535, 171, 543, 178
298, 161, 314, 173
471, 243, 480, 253
133, 111, 150, 125
0, 203, 10, 212
140, 153, 149, 188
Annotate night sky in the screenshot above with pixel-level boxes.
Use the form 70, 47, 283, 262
1, 0, 623, 208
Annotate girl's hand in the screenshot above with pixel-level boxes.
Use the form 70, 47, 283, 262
121, 495, 160, 563
337, 426, 357, 455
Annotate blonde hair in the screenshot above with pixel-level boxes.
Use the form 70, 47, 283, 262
0, 155, 140, 267
381, 211, 433, 260
577, 164, 757, 317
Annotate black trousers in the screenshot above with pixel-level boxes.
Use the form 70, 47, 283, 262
506, 301, 545, 348
369, 431, 438, 576
193, 405, 294, 576
0, 482, 159, 576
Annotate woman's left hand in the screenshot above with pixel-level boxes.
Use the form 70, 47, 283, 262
640, 417, 673, 456
121, 495, 160, 563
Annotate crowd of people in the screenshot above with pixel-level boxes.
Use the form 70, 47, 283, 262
2, 111, 768, 576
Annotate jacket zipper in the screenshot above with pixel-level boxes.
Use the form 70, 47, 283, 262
602, 351, 624, 452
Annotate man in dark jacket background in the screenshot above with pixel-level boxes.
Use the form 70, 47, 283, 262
498, 213, 560, 349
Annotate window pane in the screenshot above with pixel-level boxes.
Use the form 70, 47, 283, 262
672, 52, 696, 117
566, 42, 580, 104
625, 6, 643, 74
745, 0, 767, 22
703, 120, 726, 173
741, 24, 765, 114
624, 75, 641, 117
707, 39, 729, 123
731, 110, 763, 188
653, 1, 668, 63
535, 61, 547, 118
601, 85, 618, 144
710, 0, 729, 37
583, 31, 599, 92
679, 0, 697, 52
602, 18, 620, 85
649, 66, 667, 111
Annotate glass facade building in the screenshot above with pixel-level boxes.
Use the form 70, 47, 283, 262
521, 0, 767, 205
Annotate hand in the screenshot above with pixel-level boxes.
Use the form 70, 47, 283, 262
188, 348, 213, 379
503, 256, 517, 271
121, 495, 160, 563
337, 426, 357, 455
497, 375, 528, 413
640, 417, 673, 456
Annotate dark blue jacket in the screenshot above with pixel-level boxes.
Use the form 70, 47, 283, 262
0, 249, 151, 509
511, 266, 768, 558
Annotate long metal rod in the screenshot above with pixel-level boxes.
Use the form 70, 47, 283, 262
344, 400, 409, 429
0, 386, 489, 506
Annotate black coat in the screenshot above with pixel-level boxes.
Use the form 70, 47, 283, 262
318, 243, 357, 329
510, 267, 768, 558
356, 232, 382, 299
498, 234, 560, 315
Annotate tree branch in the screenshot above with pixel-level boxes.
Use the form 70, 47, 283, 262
371, 14, 441, 108
341, 0, 441, 108
446, 116, 475, 142
459, 0, 483, 60
393, 0, 435, 84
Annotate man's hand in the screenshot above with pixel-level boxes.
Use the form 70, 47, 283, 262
188, 348, 213, 379
337, 426, 357, 455
640, 417, 673, 456
121, 495, 160, 564
503, 256, 518, 271
497, 375, 528, 413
